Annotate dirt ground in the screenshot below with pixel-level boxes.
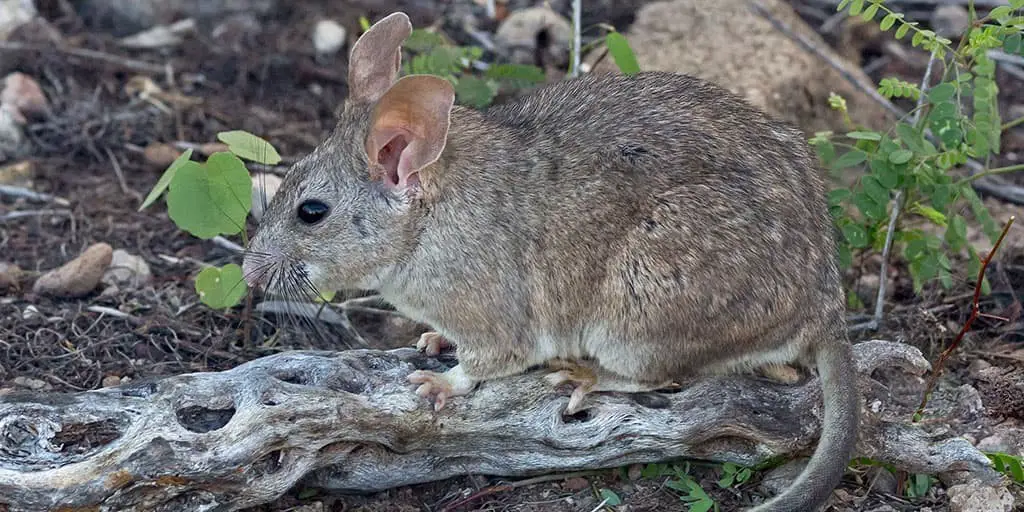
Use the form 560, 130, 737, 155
1, 1, 1023, 511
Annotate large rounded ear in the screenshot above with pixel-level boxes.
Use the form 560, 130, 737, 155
365, 75, 455, 196
348, 12, 413, 103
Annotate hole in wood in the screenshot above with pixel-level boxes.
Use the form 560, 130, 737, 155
175, 405, 235, 433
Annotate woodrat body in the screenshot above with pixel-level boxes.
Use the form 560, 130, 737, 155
244, 12, 858, 512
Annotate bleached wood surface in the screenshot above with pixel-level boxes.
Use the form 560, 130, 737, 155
0, 340, 995, 511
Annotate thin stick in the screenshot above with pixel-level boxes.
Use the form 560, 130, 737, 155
570, 0, 582, 78
851, 51, 939, 332
0, 185, 70, 206
914, 215, 1015, 420
0, 42, 167, 75
0, 209, 71, 221
212, 236, 244, 253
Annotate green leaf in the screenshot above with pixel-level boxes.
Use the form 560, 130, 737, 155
854, 191, 887, 221
880, 13, 897, 31
837, 243, 853, 269
989, 6, 1014, 21
895, 22, 911, 39
605, 32, 641, 76
912, 30, 925, 47
861, 175, 890, 205
599, 488, 622, 506
849, 0, 865, 16
945, 215, 968, 251
139, 148, 193, 211
217, 131, 281, 165
831, 149, 868, 170
927, 82, 957, 103
912, 203, 947, 226
847, 130, 882, 141
690, 500, 714, 512
1005, 33, 1023, 55
195, 264, 247, 309
842, 223, 870, 248
828, 188, 852, 206
167, 152, 253, 239
870, 156, 899, 189
888, 149, 913, 165
895, 123, 930, 155
861, 3, 879, 21
404, 28, 446, 53
485, 64, 547, 86
454, 76, 498, 108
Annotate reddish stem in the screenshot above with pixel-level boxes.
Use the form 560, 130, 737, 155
914, 216, 1016, 420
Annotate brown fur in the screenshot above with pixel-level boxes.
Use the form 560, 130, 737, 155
244, 12, 858, 512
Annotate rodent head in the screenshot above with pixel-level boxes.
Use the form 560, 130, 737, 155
242, 12, 455, 297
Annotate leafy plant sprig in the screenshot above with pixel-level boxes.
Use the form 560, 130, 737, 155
140, 131, 280, 309
815, 0, 1023, 296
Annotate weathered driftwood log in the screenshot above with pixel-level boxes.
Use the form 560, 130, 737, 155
0, 340, 995, 511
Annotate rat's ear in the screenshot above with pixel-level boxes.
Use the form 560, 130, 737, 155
365, 75, 455, 195
348, 12, 413, 103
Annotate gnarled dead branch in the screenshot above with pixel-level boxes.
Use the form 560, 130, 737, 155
0, 340, 996, 511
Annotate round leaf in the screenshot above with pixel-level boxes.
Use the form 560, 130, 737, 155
195, 264, 247, 309
217, 130, 282, 165
842, 223, 870, 248
167, 152, 253, 239
888, 149, 913, 164
454, 76, 498, 108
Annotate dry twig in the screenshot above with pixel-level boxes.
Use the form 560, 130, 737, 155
915, 215, 1016, 419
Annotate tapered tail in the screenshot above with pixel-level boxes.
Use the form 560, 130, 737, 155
749, 337, 859, 512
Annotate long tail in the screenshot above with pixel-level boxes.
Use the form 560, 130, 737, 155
749, 337, 859, 512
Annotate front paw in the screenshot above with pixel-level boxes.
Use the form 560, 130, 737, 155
415, 331, 452, 356
408, 365, 476, 411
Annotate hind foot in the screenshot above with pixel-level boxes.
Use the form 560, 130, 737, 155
415, 331, 452, 356
544, 359, 675, 415
757, 363, 803, 384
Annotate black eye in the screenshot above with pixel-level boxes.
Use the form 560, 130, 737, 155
297, 200, 329, 224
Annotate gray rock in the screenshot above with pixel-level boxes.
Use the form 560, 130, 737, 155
931, 5, 970, 40
493, 6, 572, 68
102, 249, 152, 290
313, 19, 347, 57
591, 0, 895, 137
947, 481, 1014, 512
0, 0, 36, 41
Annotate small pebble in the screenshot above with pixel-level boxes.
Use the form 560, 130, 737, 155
0, 159, 34, 186
143, 142, 181, 168
0, 262, 22, 291
313, 19, 347, 56
33, 242, 114, 298
931, 5, 970, 39
101, 375, 122, 388
13, 376, 51, 391
102, 249, 152, 290
1, 72, 47, 123
562, 476, 590, 491
250, 172, 283, 223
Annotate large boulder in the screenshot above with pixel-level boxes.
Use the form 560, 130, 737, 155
593, 0, 894, 136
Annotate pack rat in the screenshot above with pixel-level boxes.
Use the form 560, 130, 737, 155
243, 12, 858, 512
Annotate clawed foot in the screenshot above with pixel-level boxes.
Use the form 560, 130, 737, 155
415, 331, 452, 356
408, 364, 476, 411
544, 360, 598, 415
757, 363, 802, 384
